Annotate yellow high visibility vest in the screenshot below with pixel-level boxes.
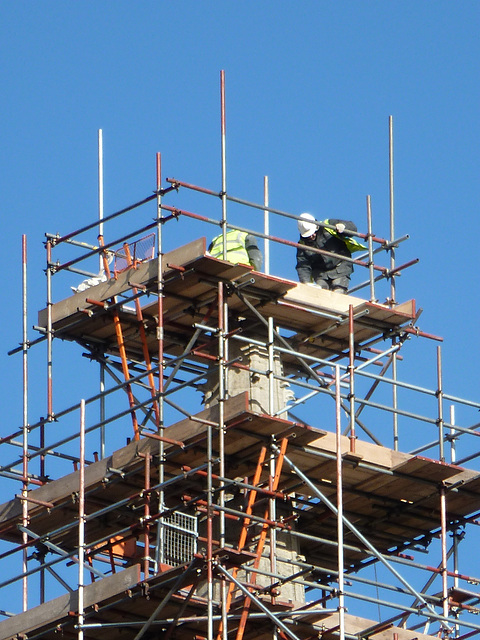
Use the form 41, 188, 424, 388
209, 230, 251, 264
324, 220, 366, 253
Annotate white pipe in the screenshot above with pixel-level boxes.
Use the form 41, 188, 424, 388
264, 176, 270, 274
78, 400, 86, 640
336, 365, 345, 640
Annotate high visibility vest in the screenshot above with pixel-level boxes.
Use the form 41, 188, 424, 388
324, 220, 366, 253
209, 230, 251, 265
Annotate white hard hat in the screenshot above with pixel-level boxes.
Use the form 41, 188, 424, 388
297, 212, 319, 237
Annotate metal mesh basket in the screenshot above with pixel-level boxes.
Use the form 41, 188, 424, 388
114, 233, 155, 275
159, 512, 198, 567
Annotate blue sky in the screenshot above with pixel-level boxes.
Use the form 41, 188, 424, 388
0, 0, 479, 614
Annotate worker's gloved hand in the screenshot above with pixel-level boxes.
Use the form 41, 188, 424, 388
335, 223, 346, 234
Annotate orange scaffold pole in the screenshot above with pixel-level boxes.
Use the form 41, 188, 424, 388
234, 437, 289, 640
98, 236, 140, 441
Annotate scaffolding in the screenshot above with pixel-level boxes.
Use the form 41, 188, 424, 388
2, 72, 480, 640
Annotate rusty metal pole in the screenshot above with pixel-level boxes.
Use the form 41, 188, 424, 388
348, 304, 356, 453
220, 70, 227, 260
437, 346, 445, 462
366, 196, 376, 303
336, 365, 345, 640
440, 486, 449, 622
98, 129, 104, 269
21, 235, 29, 612
46, 239, 53, 423
264, 176, 270, 275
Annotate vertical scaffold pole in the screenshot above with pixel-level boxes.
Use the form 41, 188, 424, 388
335, 365, 345, 640
389, 115, 396, 304
269, 435, 277, 608
98, 129, 106, 459
219, 69, 228, 639
207, 401, 214, 640
392, 338, 399, 451
155, 152, 165, 572
143, 452, 151, 578
264, 176, 270, 275
389, 117, 399, 451
21, 235, 29, 612
78, 399, 86, 640
46, 239, 53, 424
437, 346, 445, 462
366, 195, 376, 303
218, 281, 228, 640
270, 434, 279, 640
268, 316, 275, 418
220, 70, 227, 259
348, 304, 356, 453
44, 234, 54, 601
440, 486, 449, 622
98, 129, 104, 270
449, 405, 456, 464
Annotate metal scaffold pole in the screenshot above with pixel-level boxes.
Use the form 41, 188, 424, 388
389, 116, 400, 452
348, 304, 357, 453
366, 195, 376, 303
21, 234, 29, 612
336, 364, 345, 640
389, 115, 396, 305
220, 69, 227, 260
98, 129, 106, 459
219, 69, 228, 639
264, 175, 270, 275
78, 399, 86, 640
46, 238, 53, 425
437, 345, 445, 462
155, 151, 166, 573
440, 486, 449, 623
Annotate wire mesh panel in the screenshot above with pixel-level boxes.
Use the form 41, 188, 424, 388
114, 233, 155, 274
159, 512, 198, 567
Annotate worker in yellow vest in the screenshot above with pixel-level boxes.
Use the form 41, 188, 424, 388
209, 229, 262, 271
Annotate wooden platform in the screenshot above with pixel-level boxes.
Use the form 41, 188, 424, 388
0, 395, 478, 568
0, 562, 446, 640
37, 238, 417, 366
1, 395, 479, 638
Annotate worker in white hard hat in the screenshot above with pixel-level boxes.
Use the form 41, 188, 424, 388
296, 213, 365, 293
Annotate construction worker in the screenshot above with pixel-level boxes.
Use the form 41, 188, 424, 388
208, 228, 262, 271
296, 213, 365, 293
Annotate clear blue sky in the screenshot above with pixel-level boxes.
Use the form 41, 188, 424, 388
2, 1, 478, 426
0, 0, 479, 613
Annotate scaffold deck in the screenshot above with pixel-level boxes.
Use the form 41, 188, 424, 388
38, 239, 417, 365
1, 395, 478, 571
